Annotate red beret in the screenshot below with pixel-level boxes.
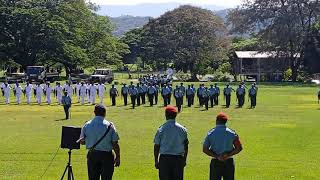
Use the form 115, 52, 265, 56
165, 105, 178, 114
217, 112, 228, 121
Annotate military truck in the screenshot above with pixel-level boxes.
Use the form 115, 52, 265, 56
26, 66, 59, 83
90, 69, 114, 84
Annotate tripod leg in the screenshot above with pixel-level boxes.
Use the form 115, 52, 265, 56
70, 166, 75, 180
61, 165, 68, 180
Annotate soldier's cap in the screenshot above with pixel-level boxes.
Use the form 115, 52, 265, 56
216, 112, 229, 122
165, 105, 178, 114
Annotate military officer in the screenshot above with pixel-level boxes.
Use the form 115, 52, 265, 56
179, 83, 186, 105
209, 85, 215, 108
79, 82, 87, 105
14, 83, 23, 104
186, 85, 195, 107
35, 83, 43, 105
44, 83, 53, 105
98, 82, 106, 104
61, 91, 72, 120
55, 82, 63, 105
109, 84, 118, 106
121, 84, 129, 106
75, 82, 81, 103
223, 84, 234, 108
213, 83, 220, 105
86, 82, 92, 103
24, 82, 33, 104
236, 84, 246, 108
128, 85, 138, 109
203, 112, 243, 180
190, 84, 196, 105
202, 87, 211, 110
197, 84, 205, 107
141, 83, 148, 104
154, 106, 188, 180
89, 83, 98, 105
78, 104, 120, 180
249, 84, 258, 108
174, 86, 184, 113
161, 84, 171, 107
168, 84, 173, 105
64, 82, 73, 97
136, 84, 142, 106
147, 84, 157, 106
3, 83, 11, 104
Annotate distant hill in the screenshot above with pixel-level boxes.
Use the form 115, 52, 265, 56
110, 16, 151, 37
109, 9, 231, 37
97, 3, 226, 17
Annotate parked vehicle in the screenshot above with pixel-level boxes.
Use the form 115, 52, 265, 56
90, 69, 114, 84
26, 66, 59, 83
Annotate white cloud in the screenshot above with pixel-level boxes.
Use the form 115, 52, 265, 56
89, 0, 242, 7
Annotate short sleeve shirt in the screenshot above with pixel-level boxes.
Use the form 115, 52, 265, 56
154, 120, 188, 156
80, 116, 119, 152
203, 125, 240, 156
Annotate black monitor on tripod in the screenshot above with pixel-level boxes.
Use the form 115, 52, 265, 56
60, 126, 81, 180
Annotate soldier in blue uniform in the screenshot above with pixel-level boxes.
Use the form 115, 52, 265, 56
209, 85, 215, 108
203, 112, 243, 180
190, 84, 195, 105
109, 84, 118, 106
186, 85, 195, 107
129, 85, 138, 109
202, 87, 211, 110
61, 91, 72, 120
121, 84, 129, 106
147, 84, 157, 106
213, 83, 220, 105
249, 84, 258, 108
137, 84, 143, 106
154, 106, 189, 180
236, 84, 246, 108
155, 84, 160, 105
197, 84, 205, 107
161, 84, 171, 107
223, 84, 234, 108
168, 84, 173, 105
179, 83, 186, 105
141, 83, 148, 104
174, 86, 184, 113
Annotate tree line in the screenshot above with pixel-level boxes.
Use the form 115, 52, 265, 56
1, 1, 319, 81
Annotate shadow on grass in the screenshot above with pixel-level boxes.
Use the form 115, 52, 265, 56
54, 118, 67, 121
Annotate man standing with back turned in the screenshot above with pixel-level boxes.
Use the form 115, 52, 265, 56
78, 104, 120, 180
203, 112, 243, 180
154, 105, 189, 180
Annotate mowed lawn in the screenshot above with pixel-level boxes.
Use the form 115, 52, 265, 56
0, 83, 319, 180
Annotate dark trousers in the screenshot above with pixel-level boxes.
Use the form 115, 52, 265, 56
214, 95, 219, 105
155, 93, 158, 104
63, 105, 71, 119
159, 155, 184, 180
210, 96, 214, 108
141, 93, 146, 104
175, 97, 183, 112
137, 94, 141, 106
87, 150, 114, 180
163, 95, 169, 106
131, 95, 136, 109
148, 94, 154, 106
250, 95, 257, 108
225, 95, 231, 108
198, 96, 203, 106
210, 159, 235, 180
191, 94, 195, 105
203, 97, 209, 110
168, 93, 172, 104
237, 94, 245, 107
122, 94, 128, 106
111, 95, 116, 106
187, 95, 193, 107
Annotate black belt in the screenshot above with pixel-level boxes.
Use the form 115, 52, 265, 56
160, 154, 183, 158
88, 150, 112, 155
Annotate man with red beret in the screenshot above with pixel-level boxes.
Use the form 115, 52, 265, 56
154, 105, 189, 180
203, 112, 243, 180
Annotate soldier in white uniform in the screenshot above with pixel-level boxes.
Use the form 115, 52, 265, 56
55, 82, 63, 105
90, 83, 98, 105
98, 82, 106, 104
75, 82, 81, 103
64, 82, 73, 98
35, 83, 43, 105
3, 83, 11, 104
24, 83, 33, 104
86, 82, 92, 103
14, 83, 23, 104
44, 83, 53, 105
79, 82, 87, 105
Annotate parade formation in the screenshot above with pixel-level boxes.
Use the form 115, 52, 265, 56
0, 77, 259, 111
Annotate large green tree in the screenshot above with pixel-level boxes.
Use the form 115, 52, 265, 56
141, 5, 229, 80
228, 0, 320, 81
0, 0, 128, 75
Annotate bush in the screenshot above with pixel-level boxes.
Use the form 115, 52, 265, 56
283, 68, 292, 81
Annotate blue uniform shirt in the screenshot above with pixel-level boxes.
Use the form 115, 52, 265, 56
203, 125, 239, 156
154, 119, 188, 156
161, 87, 171, 95
80, 116, 119, 152
62, 95, 72, 106
129, 88, 138, 96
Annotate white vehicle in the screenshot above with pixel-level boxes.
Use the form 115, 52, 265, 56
90, 69, 114, 84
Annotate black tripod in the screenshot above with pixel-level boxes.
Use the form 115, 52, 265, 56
61, 149, 75, 180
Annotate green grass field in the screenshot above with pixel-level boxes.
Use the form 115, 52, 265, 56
0, 82, 319, 180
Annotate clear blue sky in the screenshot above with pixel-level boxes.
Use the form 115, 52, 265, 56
90, 0, 242, 8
